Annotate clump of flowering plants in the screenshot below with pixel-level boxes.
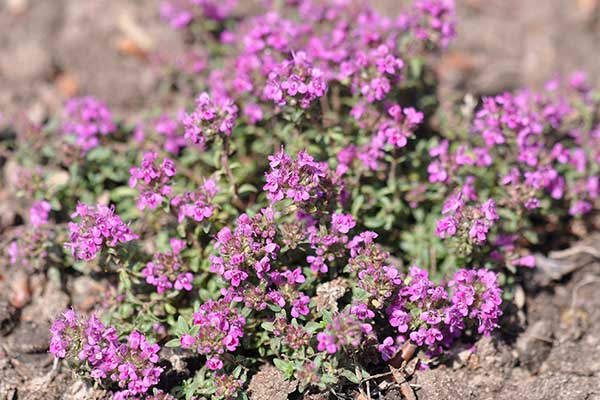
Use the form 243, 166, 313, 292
0, 0, 598, 399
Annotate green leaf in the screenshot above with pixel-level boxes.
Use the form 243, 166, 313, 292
320, 373, 338, 385
177, 223, 187, 238
261, 322, 274, 332
238, 183, 257, 194
165, 338, 181, 348
320, 309, 333, 324
351, 194, 365, 216
164, 303, 177, 315
340, 369, 360, 384
86, 146, 112, 162
304, 321, 322, 334
273, 358, 294, 378
111, 186, 137, 201
174, 316, 189, 335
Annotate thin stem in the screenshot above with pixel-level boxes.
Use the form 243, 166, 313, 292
221, 138, 245, 210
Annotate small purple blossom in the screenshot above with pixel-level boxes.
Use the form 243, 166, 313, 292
263, 51, 327, 109
30, 200, 51, 228
64, 203, 138, 261
63, 96, 115, 152
142, 238, 194, 294
182, 92, 238, 147
50, 310, 162, 398
317, 310, 374, 354
171, 178, 219, 223
291, 294, 311, 318
129, 152, 176, 210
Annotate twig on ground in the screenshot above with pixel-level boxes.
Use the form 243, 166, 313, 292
549, 245, 600, 259
571, 277, 600, 312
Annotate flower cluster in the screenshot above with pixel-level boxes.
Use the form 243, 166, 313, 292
269, 315, 311, 350
5, 200, 54, 270
306, 212, 355, 274
263, 51, 327, 109
435, 193, 499, 245
134, 114, 188, 155
448, 269, 503, 336
161, 0, 455, 129
408, 0, 456, 49
213, 373, 244, 400
180, 296, 246, 370
29, 200, 51, 227
64, 203, 138, 261
171, 178, 218, 223
356, 104, 424, 170
341, 44, 405, 103
264, 148, 344, 213
431, 75, 599, 223
210, 208, 279, 289
181, 92, 238, 147
21, 0, 600, 398
377, 105, 424, 149
142, 238, 193, 293
50, 310, 162, 399
159, 0, 237, 29
129, 152, 176, 210
316, 309, 374, 354
153, 114, 187, 154
62, 96, 115, 152
380, 266, 502, 357
348, 231, 399, 307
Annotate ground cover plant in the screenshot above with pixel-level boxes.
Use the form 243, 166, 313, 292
1, 0, 599, 399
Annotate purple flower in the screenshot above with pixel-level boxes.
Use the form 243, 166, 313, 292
435, 216, 457, 238
160, 0, 237, 28
389, 309, 411, 333
180, 334, 196, 348
283, 267, 305, 285
243, 103, 263, 124
378, 336, 398, 361
424, 327, 443, 345
427, 161, 448, 183
409, 327, 427, 346
469, 219, 489, 244
50, 311, 162, 398
182, 92, 238, 147
263, 52, 327, 109
129, 152, 176, 210
263, 148, 344, 212
317, 310, 374, 354
189, 296, 246, 358
376, 105, 423, 149
175, 272, 194, 291
569, 200, 592, 216
481, 199, 499, 222
64, 203, 138, 261
206, 357, 224, 370
316, 331, 338, 354
62, 96, 115, 152
331, 213, 356, 234
291, 294, 310, 318
30, 200, 51, 228
142, 238, 194, 294
171, 179, 219, 223
512, 255, 536, 268
350, 303, 375, 320
411, 0, 456, 49
442, 193, 463, 215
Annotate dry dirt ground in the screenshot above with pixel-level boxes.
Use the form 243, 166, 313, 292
1, 1, 600, 399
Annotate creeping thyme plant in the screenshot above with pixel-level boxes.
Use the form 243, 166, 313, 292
2, 0, 599, 399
